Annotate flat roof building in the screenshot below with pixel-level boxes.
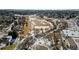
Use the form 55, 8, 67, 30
63, 30, 79, 38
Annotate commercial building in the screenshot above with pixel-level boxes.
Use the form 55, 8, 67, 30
62, 30, 79, 38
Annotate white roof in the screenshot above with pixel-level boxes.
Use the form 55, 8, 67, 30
63, 30, 79, 38
34, 26, 49, 29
